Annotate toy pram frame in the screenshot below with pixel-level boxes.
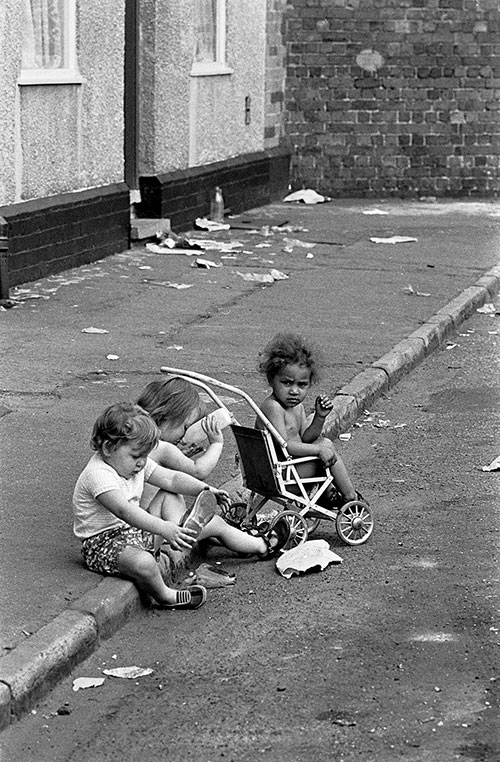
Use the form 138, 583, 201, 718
160, 366, 374, 547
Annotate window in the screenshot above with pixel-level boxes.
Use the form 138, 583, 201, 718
191, 0, 233, 76
19, 0, 81, 85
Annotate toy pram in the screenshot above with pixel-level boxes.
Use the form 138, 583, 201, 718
160, 366, 374, 548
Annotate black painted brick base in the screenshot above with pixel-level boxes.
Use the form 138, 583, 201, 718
0, 183, 130, 298
137, 147, 291, 231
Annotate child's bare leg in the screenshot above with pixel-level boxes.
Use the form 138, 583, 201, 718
117, 546, 179, 605
198, 515, 268, 555
329, 453, 356, 501
148, 490, 186, 552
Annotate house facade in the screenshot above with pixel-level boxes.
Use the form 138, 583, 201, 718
0, 0, 290, 298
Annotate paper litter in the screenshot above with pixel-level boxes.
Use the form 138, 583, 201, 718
481, 455, 500, 472
72, 677, 105, 692
370, 236, 417, 244
283, 189, 332, 204
103, 666, 153, 679
276, 539, 342, 579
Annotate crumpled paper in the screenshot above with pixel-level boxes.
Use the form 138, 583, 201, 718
283, 189, 331, 204
370, 235, 417, 244
103, 666, 153, 679
276, 539, 342, 579
481, 455, 500, 472
72, 676, 105, 691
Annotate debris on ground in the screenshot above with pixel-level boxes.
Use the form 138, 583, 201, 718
403, 284, 431, 297
143, 279, 193, 290
81, 326, 109, 334
192, 257, 222, 269
283, 189, 332, 204
481, 455, 500, 472
477, 303, 499, 315
102, 666, 153, 679
184, 563, 236, 589
362, 209, 389, 215
282, 238, 316, 253
236, 269, 288, 283
188, 238, 243, 252
371, 235, 418, 244
146, 230, 204, 255
228, 216, 289, 231
0, 299, 18, 309
72, 677, 105, 692
194, 217, 230, 232
276, 539, 342, 579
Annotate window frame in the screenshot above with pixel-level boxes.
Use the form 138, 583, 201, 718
18, 0, 82, 86
190, 0, 233, 77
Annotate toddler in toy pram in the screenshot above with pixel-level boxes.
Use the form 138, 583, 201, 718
257, 332, 357, 504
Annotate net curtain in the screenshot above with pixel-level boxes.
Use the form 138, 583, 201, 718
22, 0, 62, 69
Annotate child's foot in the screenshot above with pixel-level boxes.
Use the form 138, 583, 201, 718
155, 585, 207, 610
257, 517, 290, 560
181, 490, 218, 541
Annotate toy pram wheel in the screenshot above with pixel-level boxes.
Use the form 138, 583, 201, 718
336, 500, 373, 545
271, 510, 308, 549
305, 515, 321, 534
221, 502, 255, 529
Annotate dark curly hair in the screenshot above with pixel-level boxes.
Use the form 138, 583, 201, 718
91, 402, 160, 453
258, 332, 321, 384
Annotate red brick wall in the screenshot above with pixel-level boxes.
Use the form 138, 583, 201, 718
284, 0, 500, 197
264, 0, 288, 150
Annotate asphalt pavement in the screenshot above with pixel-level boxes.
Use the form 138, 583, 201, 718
1, 197, 500, 731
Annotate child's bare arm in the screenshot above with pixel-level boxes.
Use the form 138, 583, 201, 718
302, 394, 333, 443
154, 427, 223, 480
261, 398, 336, 465
97, 489, 197, 550
148, 464, 231, 510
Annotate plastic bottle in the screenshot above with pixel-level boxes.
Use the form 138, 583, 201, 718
210, 186, 225, 222
183, 407, 233, 446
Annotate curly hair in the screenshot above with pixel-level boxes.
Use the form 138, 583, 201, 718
258, 332, 321, 384
91, 402, 160, 453
136, 377, 202, 427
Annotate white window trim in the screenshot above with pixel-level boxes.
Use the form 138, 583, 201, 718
190, 0, 233, 77
18, 0, 82, 86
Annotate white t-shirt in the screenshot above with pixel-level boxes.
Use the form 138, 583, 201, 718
73, 452, 157, 539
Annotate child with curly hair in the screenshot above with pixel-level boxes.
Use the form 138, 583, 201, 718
257, 332, 357, 502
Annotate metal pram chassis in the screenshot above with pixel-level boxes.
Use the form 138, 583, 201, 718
161, 366, 374, 548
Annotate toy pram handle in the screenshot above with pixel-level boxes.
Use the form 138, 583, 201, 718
160, 366, 289, 451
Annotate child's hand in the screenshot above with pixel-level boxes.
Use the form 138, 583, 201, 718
315, 394, 334, 418
161, 520, 197, 551
211, 488, 232, 511
202, 414, 224, 445
179, 442, 204, 458
318, 439, 337, 468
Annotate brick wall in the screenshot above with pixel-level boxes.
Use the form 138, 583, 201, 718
0, 184, 130, 298
264, 0, 288, 150
284, 0, 500, 198
138, 148, 291, 231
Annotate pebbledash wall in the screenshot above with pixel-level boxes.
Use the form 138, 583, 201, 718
135, 0, 290, 230
284, 0, 500, 198
0, 0, 129, 298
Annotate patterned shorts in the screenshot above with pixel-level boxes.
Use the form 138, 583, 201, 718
81, 525, 155, 575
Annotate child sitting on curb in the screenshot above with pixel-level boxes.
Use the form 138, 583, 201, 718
136, 377, 289, 559
73, 401, 288, 610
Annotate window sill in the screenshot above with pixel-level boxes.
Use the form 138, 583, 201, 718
18, 70, 83, 86
190, 63, 234, 78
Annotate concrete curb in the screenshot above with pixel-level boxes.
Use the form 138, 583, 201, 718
1, 263, 499, 731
